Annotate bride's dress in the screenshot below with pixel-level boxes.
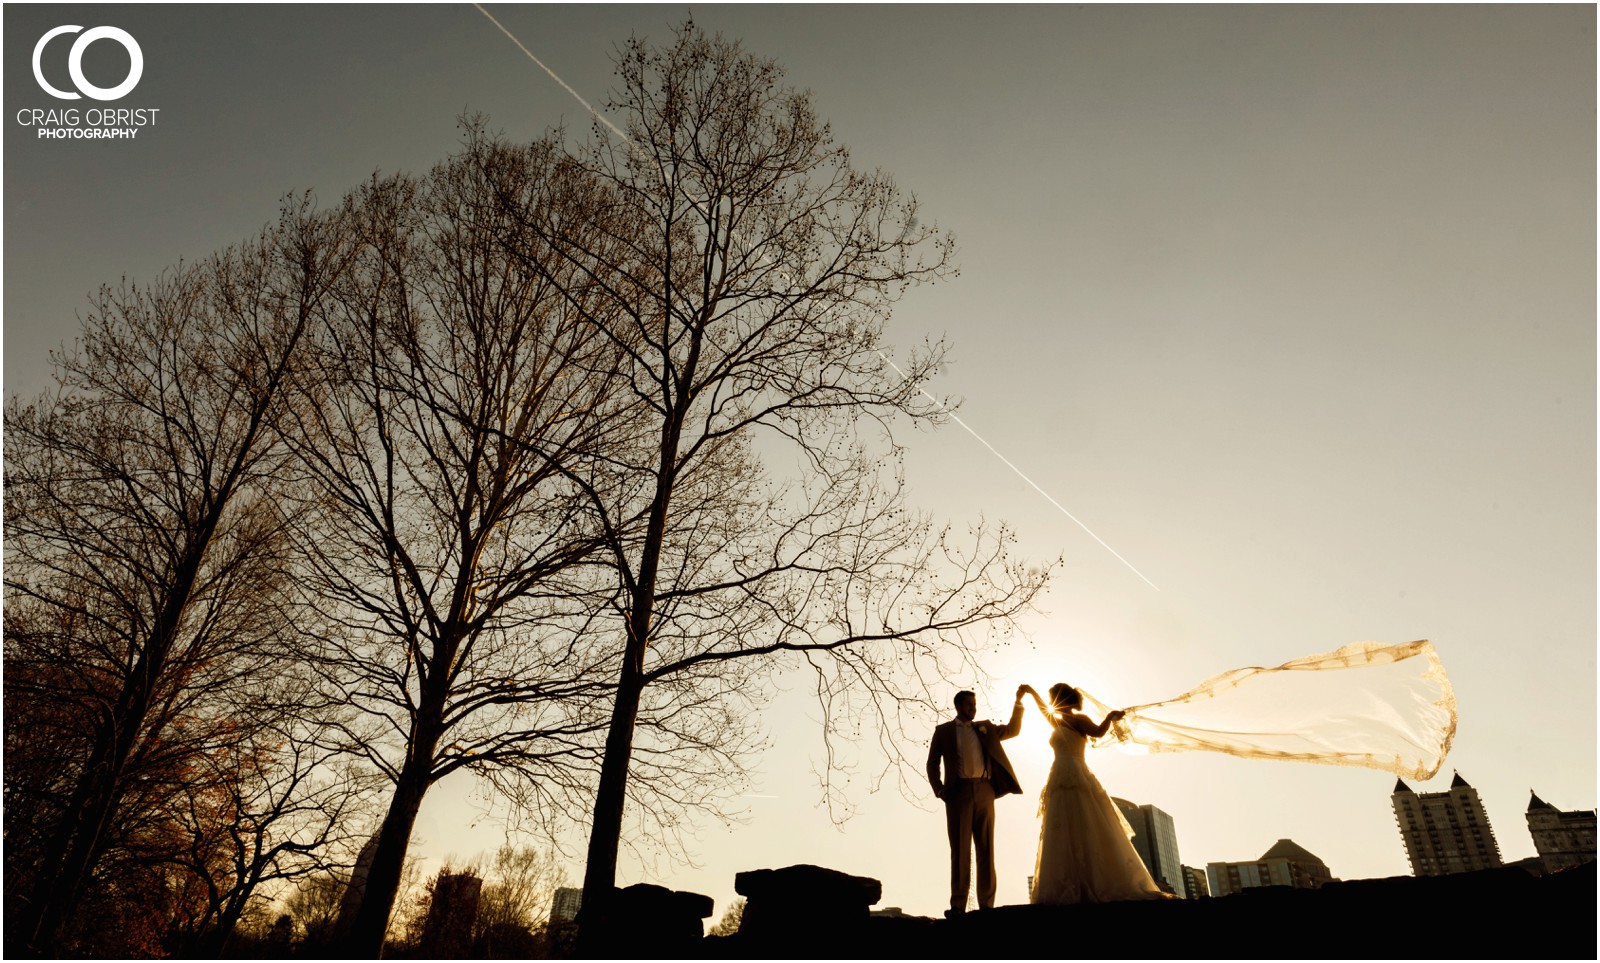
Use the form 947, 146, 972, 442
1031, 719, 1167, 904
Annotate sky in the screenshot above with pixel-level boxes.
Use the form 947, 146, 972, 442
5, 4, 1594, 922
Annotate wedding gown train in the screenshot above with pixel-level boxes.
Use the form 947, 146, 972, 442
1031, 720, 1167, 904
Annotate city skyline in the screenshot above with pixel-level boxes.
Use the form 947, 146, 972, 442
5, 4, 1593, 923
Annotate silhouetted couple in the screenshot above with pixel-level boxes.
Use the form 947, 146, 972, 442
927, 684, 1166, 913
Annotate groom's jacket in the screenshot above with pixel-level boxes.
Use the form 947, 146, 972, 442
927, 702, 1025, 798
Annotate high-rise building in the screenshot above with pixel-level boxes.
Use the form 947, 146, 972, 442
333, 834, 380, 939
1112, 797, 1183, 895
1206, 839, 1334, 896
550, 886, 583, 923
1525, 790, 1596, 873
1179, 864, 1210, 899
1392, 773, 1503, 876
420, 872, 483, 955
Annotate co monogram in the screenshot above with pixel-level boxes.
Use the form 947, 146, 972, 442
33, 26, 143, 101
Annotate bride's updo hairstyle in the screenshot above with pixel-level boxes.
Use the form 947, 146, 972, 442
1048, 683, 1082, 713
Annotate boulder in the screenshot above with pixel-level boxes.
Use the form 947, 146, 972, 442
615, 882, 714, 934
734, 864, 882, 939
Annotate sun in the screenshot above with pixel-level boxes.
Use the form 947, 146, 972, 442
979, 650, 1156, 775
976, 661, 1056, 777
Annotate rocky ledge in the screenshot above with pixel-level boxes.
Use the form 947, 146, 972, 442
585, 861, 1596, 959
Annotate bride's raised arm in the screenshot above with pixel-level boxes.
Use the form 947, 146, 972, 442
1019, 685, 1056, 725
1070, 708, 1126, 739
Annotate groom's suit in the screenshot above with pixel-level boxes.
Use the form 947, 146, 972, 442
927, 702, 1024, 912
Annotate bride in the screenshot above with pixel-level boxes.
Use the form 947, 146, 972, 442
1021, 683, 1169, 904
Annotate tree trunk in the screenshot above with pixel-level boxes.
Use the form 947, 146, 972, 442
344, 715, 442, 957
579, 665, 645, 890
576, 348, 692, 946
24, 660, 161, 953
23, 520, 218, 953
576, 662, 645, 943
20, 749, 114, 953
200, 865, 260, 957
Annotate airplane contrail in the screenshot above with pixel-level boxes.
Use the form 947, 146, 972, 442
472, 4, 629, 142
471, 5, 1161, 592
879, 354, 1161, 592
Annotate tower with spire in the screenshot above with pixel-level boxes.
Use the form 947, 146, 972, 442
1525, 790, 1596, 873
1392, 772, 1503, 876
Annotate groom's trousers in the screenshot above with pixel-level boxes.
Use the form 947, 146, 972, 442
944, 777, 997, 911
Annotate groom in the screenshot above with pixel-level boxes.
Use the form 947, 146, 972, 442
927, 686, 1025, 915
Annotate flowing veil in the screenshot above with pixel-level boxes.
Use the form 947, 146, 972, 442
1080, 640, 1456, 780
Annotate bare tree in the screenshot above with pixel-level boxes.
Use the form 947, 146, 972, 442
282, 129, 643, 954
387, 844, 564, 958
3, 201, 352, 955
500, 24, 1056, 927
287, 868, 351, 947
160, 682, 379, 955
474, 843, 567, 934
708, 897, 744, 937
